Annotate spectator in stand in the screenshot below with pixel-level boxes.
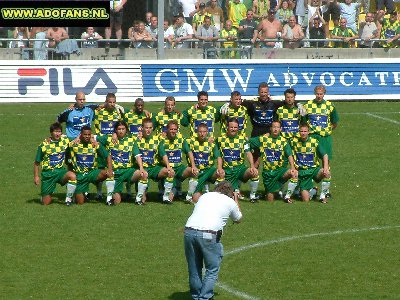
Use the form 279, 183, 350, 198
81, 27, 103, 48
206, 0, 225, 31
220, 19, 238, 58
146, 16, 158, 48
196, 15, 220, 58
294, 0, 307, 29
106, 0, 127, 48
376, 0, 395, 14
257, 8, 283, 48
358, 12, 379, 48
281, 15, 304, 48
376, 10, 400, 48
305, 0, 329, 47
179, 0, 199, 24
227, 0, 247, 29
275, 0, 294, 26
335, 0, 364, 33
145, 11, 153, 29
330, 17, 358, 48
174, 13, 194, 49
164, 19, 175, 49
128, 20, 140, 47
238, 9, 258, 58
46, 27, 68, 48
30, 27, 48, 60
308, 10, 326, 48
132, 21, 154, 48
322, 0, 340, 38
253, 0, 271, 20
11, 27, 29, 49
193, 3, 213, 31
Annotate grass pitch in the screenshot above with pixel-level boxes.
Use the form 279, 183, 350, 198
0, 101, 399, 299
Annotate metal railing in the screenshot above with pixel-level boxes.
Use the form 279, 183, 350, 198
0, 37, 392, 60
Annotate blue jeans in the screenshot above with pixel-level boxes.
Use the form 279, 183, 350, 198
184, 228, 223, 300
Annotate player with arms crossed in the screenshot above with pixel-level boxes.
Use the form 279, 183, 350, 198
302, 85, 339, 198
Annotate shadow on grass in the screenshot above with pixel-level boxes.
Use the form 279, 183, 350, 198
25, 192, 174, 206
168, 291, 220, 299
26, 193, 67, 205
168, 290, 192, 300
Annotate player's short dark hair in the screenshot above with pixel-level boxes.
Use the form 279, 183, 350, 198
142, 117, 153, 126
81, 125, 92, 132
271, 120, 281, 127
214, 181, 234, 199
197, 122, 209, 131
135, 97, 144, 104
227, 117, 239, 125
231, 90, 241, 98
167, 119, 179, 129
50, 122, 62, 133
258, 82, 269, 92
106, 92, 116, 100
284, 88, 296, 96
299, 122, 309, 129
114, 120, 129, 133
197, 90, 208, 100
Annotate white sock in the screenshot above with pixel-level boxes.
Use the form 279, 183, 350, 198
309, 187, 317, 199
136, 182, 147, 202
106, 180, 115, 202
187, 179, 198, 197
249, 180, 259, 195
66, 183, 76, 202
285, 181, 297, 199
320, 181, 331, 199
163, 182, 173, 199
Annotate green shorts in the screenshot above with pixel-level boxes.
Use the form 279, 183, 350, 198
224, 164, 247, 190
96, 155, 107, 169
76, 169, 102, 194
40, 168, 68, 196
113, 168, 135, 193
146, 165, 163, 181
312, 134, 333, 160
262, 167, 288, 193
298, 167, 321, 191
173, 164, 188, 180
195, 166, 217, 193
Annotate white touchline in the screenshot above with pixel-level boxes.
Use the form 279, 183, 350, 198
218, 225, 400, 300
216, 282, 261, 300
365, 113, 400, 125
341, 112, 400, 115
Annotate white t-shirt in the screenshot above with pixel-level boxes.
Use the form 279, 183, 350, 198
174, 23, 194, 48
185, 192, 242, 231
180, 0, 198, 17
